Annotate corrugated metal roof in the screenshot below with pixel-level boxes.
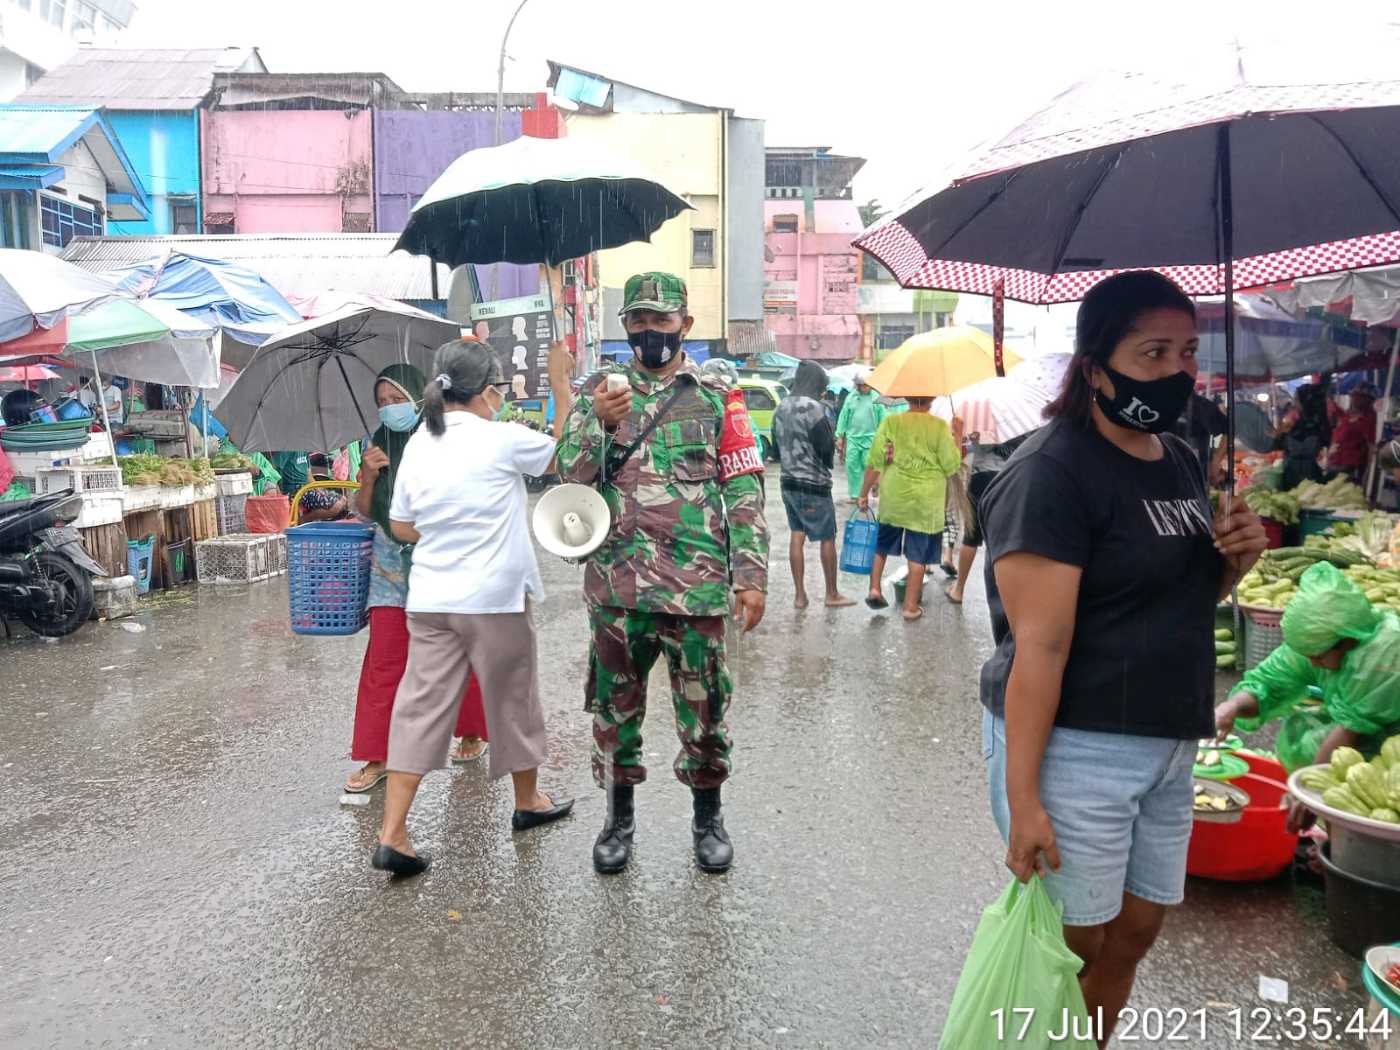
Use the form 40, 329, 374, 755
60, 234, 451, 300
18, 48, 264, 111
0, 106, 97, 158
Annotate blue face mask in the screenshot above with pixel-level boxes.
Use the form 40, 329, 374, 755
378, 402, 419, 432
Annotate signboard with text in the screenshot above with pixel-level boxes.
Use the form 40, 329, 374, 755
468, 293, 554, 400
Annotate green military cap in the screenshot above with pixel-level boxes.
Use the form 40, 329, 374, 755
619, 271, 688, 316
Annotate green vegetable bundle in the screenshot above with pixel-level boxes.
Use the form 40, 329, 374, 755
1290, 476, 1370, 510
1244, 486, 1300, 524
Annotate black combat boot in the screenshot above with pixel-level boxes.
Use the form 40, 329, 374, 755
692, 786, 733, 873
592, 784, 635, 874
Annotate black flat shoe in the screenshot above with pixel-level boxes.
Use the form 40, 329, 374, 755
940, 563, 958, 579
372, 843, 431, 878
511, 797, 575, 832
865, 594, 889, 610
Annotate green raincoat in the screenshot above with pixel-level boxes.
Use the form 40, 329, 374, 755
1236, 563, 1400, 769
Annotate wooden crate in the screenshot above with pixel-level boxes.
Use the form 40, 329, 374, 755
190, 499, 219, 542
79, 521, 130, 578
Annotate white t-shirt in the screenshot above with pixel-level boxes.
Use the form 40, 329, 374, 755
78, 384, 123, 424
389, 411, 557, 614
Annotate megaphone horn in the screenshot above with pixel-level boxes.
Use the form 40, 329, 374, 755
532, 483, 611, 561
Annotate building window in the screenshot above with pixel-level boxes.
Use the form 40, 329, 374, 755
1, 192, 32, 250
170, 199, 198, 234
46, 0, 66, 28
773, 214, 798, 234
691, 229, 715, 268
878, 324, 915, 351
40, 194, 100, 248
73, 0, 95, 33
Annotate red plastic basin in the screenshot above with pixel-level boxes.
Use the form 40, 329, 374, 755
1237, 750, 1289, 783
1187, 773, 1297, 882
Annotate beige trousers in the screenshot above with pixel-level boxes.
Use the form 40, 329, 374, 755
386, 608, 547, 780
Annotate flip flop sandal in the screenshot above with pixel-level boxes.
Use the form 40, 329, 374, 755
940, 563, 959, 579
865, 594, 890, 610
451, 739, 489, 764
944, 583, 962, 605
902, 607, 925, 622
345, 767, 388, 793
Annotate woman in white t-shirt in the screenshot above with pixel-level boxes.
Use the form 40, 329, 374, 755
373, 338, 575, 878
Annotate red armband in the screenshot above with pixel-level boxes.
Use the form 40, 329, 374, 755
718, 389, 764, 481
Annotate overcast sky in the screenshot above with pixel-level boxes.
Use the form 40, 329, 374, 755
124, 0, 1396, 210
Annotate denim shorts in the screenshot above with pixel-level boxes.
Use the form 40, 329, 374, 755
781, 485, 837, 541
982, 708, 1195, 926
876, 523, 939, 565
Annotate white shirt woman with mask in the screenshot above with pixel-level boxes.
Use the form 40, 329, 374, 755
371, 338, 576, 879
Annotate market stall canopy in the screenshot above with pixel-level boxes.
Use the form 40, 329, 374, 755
855, 33, 1400, 303
868, 326, 1023, 398
217, 299, 461, 454
0, 364, 59, 383
394, 134, 692, 267
1195, 297, 1341, 380
72, 298, 221, 389
1266, 265, 1400, 328
102, 249, 301, 367
0, 250, 117, 343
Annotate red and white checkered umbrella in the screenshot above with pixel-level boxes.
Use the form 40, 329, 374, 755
856, 34, 1400, 481
855, 36, 1400, 305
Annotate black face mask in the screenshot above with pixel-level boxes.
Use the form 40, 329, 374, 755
1094, 365, 1194, 434
628, 328, 683, 369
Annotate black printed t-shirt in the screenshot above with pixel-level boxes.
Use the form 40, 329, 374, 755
978, 417, 1222, 740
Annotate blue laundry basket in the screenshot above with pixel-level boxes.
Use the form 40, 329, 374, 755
286, 521, 374, 636
840, 511, 879, 575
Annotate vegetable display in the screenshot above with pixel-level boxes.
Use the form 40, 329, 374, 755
119, 454, 214, 488
1238, 546, 1368, 609
210, 452, 255, 473
1295, 736, 1400, 819
1244, 487, 1300, 524
1291, 476, 1370, 510
1215, 627, 1237, 669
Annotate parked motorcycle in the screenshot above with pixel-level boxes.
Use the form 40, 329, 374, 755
0, 490, 105, 638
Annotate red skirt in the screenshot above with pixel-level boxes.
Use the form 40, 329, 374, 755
352, 605, 488, 761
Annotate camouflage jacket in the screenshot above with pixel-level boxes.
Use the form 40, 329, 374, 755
557, 355, 768, 617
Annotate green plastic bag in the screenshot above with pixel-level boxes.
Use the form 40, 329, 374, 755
938, 878, 1095, 1050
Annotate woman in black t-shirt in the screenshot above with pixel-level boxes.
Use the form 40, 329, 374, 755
978, 271, 1267, 1046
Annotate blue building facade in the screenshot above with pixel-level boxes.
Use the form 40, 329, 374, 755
105, 111, 202, 236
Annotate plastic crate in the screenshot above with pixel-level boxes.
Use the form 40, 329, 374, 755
1242, 606, 1284, 670
34, 464, 123, 495
265, 532, 287, 576
214, 472, 253, 496
159, 484, 195, 509
122, 485, 161, 513
195, 534, 274, 585
5, 447, 85, 476
194, 483, 216, 503
287, 522, 373, 635
215, 492, 248, 534
79, 431, 113, 462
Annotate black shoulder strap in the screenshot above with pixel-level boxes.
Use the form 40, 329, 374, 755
603, 377, 694, 484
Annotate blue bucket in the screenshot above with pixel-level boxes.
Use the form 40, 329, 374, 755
127, 534, 155, 595
840, 512, 879, 575
287, 521, 374, 636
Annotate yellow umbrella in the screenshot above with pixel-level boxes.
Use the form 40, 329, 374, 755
867, 326, 1023, 398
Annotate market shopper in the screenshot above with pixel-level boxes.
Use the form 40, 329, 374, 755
836, 371, 887, 502
1215, 562, 1400, 792
345, 363, 489, 794
558, 271, 768, 876
978, 271, 1267, 1048
1275, 383, 1332, 490
772, 360, 854, 609
944, 431, 1031, 605
1327, 382, 1379, 483
373, 339, 576, 878
857, 398, 962, 620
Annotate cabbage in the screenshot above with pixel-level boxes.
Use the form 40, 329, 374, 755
1331, 746, 1366, 780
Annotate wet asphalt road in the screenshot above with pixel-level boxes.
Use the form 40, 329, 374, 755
0, 480, 1375, 1049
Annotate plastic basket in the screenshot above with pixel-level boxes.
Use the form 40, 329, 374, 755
195, 534, 273, 585
1299, 508, 1345, 538
215, 492, 248, 534
127, 534, 155, 595
34, 464, 123, 495
1260, 517, 1284, 549
214, 472, 253, 496
286, 521, 373, 636
840, 512, 879, 575
1242, 606, 1284, 670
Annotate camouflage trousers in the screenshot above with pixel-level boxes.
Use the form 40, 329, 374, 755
585, 605, 733, 789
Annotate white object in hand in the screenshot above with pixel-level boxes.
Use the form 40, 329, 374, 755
561, 511, 590, 547
606, 373, 630, 394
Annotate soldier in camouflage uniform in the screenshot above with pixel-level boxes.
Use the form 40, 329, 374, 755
558, 272, 768, 874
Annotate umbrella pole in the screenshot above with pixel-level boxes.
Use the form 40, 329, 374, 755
87, 350, 119, 466
1217, 124, 1243, 636
1371, 328, 1400, 503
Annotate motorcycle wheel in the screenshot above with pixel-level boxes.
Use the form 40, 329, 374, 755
18, 551, 94, 638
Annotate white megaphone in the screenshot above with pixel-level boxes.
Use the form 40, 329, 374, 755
532, 483, 611, 561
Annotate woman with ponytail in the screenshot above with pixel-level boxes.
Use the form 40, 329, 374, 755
343, 362, 490, 795
372, 338, 576, 878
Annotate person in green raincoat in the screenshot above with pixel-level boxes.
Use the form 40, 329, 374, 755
835, 370, 887, 503
1216, 562, 1400, 781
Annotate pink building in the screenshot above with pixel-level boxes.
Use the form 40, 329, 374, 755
201, 74, 400, 234
763, 198, 863, 361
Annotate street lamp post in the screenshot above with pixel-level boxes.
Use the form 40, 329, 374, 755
495, 0, 532, 145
